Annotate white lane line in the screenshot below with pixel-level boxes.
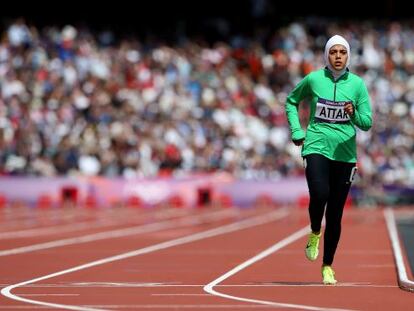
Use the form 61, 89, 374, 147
0, 207, 200, 239
0, 207, 189, 234
0, 305, 278, 309
204, 226, 357, 311
0, 209, 102, 228
0, 307, 45, 309
0, 208, 192, 238
0, 220, 118, 239
1, 209, 289, 311
0, 283, 396, 288
20, 294, 80, 297
0, 209, 235, 256
384, 208, 414, 292
84, 305, 276, 309
0, 214, 83, 231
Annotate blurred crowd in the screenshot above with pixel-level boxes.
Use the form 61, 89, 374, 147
1, 18, 414, 204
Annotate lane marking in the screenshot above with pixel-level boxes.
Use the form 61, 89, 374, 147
20, 294, 80, 297
0, 209, 106, 230
384, 208, 414, 292
0, 305, 283, 309
0, 207, 206, 239
0, 283, 396, 288
0, 209, 235, 256
0, 219, 121, 240
1, 209, 289, 311
204, 226, 356, 311
0, 207, 189, 233
83, 305, 291, 309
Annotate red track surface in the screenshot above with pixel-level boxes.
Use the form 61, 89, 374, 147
0, 205, 412, 310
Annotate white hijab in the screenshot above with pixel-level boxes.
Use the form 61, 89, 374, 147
324, 35, 350, 80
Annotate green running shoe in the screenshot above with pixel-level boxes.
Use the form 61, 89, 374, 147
321, 265, 337, 285
305, 231, 321, 261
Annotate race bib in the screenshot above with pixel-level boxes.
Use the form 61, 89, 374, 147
314, 98, 351, 124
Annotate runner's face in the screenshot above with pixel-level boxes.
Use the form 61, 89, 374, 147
328, 44, 348, 71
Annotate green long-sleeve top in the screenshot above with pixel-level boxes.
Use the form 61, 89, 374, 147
285, 68, 372, 163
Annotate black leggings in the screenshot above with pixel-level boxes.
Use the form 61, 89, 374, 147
304, 154, 356, 265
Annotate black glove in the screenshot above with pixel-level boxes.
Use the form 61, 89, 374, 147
292, 138, 304, 146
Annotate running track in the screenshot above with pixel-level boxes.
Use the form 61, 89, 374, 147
0, 205, 412, 310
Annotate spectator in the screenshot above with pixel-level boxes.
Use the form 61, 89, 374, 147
1, 18, 414, 205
